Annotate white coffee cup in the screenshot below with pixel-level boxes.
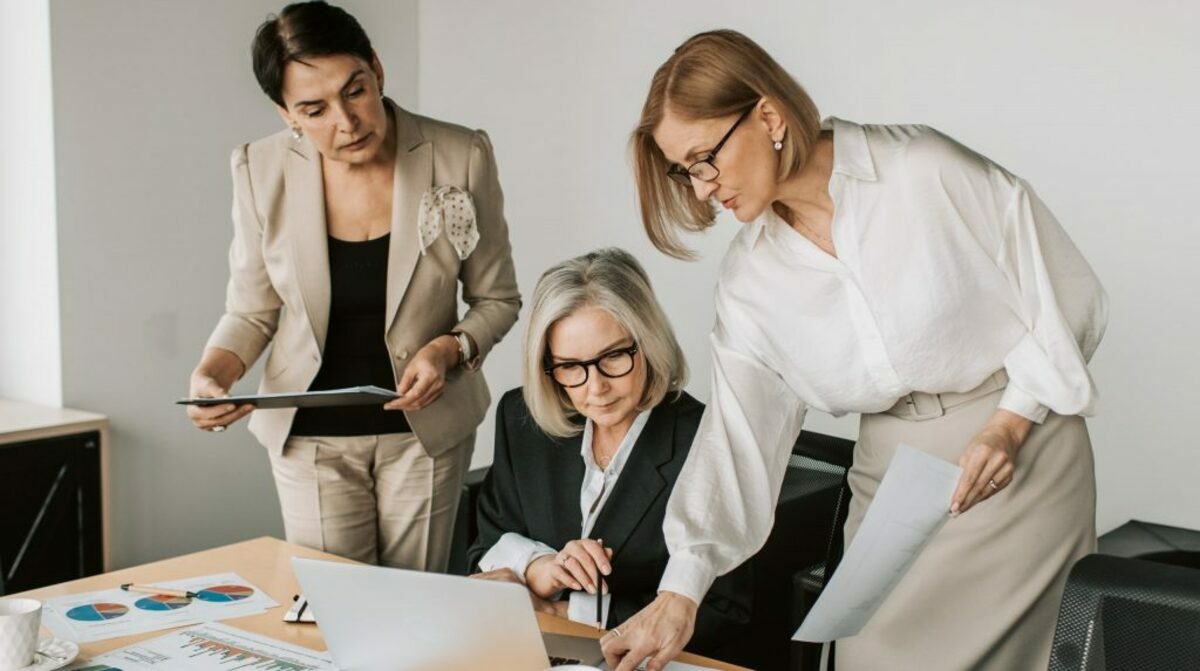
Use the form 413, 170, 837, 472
0, 598, 42, 671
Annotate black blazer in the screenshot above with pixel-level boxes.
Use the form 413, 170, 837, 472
468, 388, 751, 655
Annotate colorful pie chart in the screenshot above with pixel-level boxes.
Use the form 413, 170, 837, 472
66, 602, 129, 621
196, 584, 255, 603
134, 594, 191, 611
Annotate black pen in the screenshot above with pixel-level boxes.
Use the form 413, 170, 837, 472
595, 561, 603, 630
595, 537, 607, 630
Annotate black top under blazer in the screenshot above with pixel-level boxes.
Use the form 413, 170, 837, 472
468, 388, 752, 654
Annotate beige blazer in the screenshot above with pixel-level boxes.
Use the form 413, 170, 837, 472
206, 100, 521, 456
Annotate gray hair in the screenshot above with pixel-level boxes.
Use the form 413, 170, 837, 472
523, 248, 688, 437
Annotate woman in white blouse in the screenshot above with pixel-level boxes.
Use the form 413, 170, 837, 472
468, 248, 751, 655
601, 30, 1107, 671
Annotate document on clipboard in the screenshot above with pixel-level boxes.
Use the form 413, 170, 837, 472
176, 385, 398, 409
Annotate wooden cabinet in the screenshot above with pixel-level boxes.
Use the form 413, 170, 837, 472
0, 401, 108, 594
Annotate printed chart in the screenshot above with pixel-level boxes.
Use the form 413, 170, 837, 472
65, 623, 333, 671
45, 573, 278, 643
196, 585, 255, 603
66, 603, 129, 622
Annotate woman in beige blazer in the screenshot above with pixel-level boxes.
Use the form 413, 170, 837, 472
186, 1, 520, 572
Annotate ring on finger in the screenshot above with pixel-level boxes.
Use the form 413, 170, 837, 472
988, 478, 999, 490
610, 626, 623, 638
211, 425, 226, 433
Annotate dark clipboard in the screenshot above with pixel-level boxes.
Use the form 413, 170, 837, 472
176, 385, 398, 410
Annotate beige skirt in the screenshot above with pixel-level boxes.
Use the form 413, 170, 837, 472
837, 373, 1096, 671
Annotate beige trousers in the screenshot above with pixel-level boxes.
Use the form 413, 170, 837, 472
838, 375, 1096, 671
268, 432, 473, 571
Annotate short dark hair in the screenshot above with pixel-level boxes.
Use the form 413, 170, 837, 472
251, 1, 375, 107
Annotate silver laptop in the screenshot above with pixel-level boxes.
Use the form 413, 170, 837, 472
292, 557, 606, 670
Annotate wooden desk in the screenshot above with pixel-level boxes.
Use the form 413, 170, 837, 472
15, 537, 748, 670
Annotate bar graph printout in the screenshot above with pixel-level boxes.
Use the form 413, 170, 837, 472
65, 622, 333, 670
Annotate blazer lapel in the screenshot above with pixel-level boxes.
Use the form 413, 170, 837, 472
544, 431, 587, 543
283, 137, 330, 351
385, 102, 432, 334
590, 404, 676, 560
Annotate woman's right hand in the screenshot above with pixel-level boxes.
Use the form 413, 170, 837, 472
601, 591, 698, 671
187, 373, 253, 432
524, 539, 613, 599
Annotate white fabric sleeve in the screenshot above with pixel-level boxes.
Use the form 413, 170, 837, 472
476, 532, 557, 584
567, 592, 611, 628
996, 177, 1109, 422
658, 323, 807, 604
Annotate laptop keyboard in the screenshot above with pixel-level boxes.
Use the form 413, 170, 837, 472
549, 656, 584, 666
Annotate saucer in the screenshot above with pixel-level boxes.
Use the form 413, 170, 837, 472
13, 638, 79, 671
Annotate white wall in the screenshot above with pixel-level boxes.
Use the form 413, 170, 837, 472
0, 0, 62, 406
48, 0, 420, 567
417, 0, 1200, 534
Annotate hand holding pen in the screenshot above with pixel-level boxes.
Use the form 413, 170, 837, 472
524, 538, 613, 627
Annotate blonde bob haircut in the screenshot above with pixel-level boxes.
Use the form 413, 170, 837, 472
633, 29, 822, 259
523, 248, 688, 438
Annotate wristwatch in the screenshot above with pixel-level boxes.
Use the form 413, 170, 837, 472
451, 330, 480, 371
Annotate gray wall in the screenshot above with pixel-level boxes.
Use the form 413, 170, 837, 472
49, 0, 419, 567
417, 0, 1200, 534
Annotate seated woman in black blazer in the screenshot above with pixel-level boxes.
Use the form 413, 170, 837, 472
468, 248, 750, 654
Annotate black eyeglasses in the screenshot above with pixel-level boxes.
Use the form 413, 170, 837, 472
665, 107, 753, 187
544, 344, 639, 389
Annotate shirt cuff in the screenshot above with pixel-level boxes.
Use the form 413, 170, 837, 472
657, 552, 715, 607
476, 532, 557, 583
998, 383, 1050, 424
567, 592, 611, 628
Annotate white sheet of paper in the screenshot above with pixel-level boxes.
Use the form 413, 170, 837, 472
793, 443, 962, 642
43, 572, 278, 643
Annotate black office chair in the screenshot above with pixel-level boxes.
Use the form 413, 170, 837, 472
1047, 553, 1200, 671
732, 431, 852, 670
446, 466, 491, 576
787, 431, 855, 671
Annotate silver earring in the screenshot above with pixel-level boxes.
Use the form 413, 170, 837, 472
773, 140, 783, 151
291, 126, 303, 140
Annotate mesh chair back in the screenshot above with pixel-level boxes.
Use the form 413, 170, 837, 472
1048, 553, 1200, 670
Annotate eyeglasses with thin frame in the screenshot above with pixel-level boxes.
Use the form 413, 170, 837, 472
665, 107, 754, 187
544, 344, 640, 389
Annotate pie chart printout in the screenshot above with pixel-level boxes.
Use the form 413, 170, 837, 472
66, 602, 129, 622
134, 594, 192, 612
196, 584, 255, 603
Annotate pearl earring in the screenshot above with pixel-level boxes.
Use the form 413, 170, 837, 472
773, 140, 783, 151
291, 126, 303, 140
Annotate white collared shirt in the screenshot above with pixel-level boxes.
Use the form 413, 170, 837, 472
478, 410, 652, 626
659, 118, 1108, 605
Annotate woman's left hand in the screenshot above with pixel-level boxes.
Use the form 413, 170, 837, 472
384, 335, 459, 412
470, 568, 569, 618
950, 409, 1033, 516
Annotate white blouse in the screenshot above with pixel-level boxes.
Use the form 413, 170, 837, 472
659, 118, 1108, 605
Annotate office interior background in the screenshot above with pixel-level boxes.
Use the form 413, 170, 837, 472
2, 0, 1197, 571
